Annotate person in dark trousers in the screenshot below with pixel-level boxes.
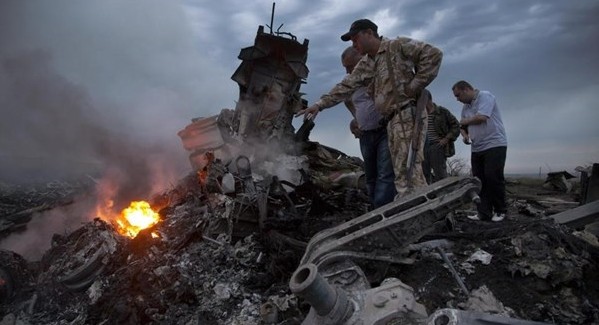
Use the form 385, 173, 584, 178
422, 92, 460, 184
453, 80, 508, 222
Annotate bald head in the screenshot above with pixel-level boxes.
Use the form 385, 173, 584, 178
341, 46, 363, 74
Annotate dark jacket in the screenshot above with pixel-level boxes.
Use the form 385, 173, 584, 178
429, 104, 460, 157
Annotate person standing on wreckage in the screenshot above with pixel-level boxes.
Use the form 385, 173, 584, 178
422, 91, 461, 184
340, 46, 396, 209
453, 80, 508, 222
296, 19, 443, 198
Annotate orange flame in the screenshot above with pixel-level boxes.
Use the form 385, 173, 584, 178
116, 201, 160, 238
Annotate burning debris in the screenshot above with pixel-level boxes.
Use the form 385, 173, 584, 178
114, 201, 161, 239
1, 13, 599, 325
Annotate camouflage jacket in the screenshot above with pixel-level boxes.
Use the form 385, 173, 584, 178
315, 37, 443, 117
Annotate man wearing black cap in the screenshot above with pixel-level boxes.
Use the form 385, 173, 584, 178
296, 19, 443, 198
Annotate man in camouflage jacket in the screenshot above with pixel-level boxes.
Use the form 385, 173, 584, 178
297, 19, 443, 198
422, 92, 460, 184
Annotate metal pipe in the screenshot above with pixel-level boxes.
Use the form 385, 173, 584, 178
269, 3, 275, 34
467, 188, 481, 205
436, 247, 469, 296
289, 263, 337, 316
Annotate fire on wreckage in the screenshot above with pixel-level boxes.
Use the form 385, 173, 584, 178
1, 21, 599, 325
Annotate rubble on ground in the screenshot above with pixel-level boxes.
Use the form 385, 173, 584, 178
2, 166, 598, 324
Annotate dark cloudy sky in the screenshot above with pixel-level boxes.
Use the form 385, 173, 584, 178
1, 0, 598, 181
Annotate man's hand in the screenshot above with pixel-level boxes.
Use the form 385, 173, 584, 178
436, 137, 450, 148
460, 129, 470, 145
462, 134, 471, 145
349, 118, 362, 138
295, 105, 320, 120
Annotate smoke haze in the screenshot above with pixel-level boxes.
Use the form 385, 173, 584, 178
0, 0, 236, 184
0, 0, 237, 257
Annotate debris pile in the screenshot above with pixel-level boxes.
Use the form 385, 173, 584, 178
2, 169, 598, 324
0, 167, 364, 324
543, 171, 577, 193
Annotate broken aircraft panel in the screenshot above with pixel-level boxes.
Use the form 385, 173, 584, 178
178, 25, 310, 169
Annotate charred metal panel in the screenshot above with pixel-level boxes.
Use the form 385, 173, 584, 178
551, 199, 599, 229
179, 25, 310, 169
580, 163, 599, 204
177, 116, 224, 152
299, 177, 481, 269
231, 25, 309, 140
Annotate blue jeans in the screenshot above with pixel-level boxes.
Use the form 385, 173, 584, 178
359, 128, 396, 209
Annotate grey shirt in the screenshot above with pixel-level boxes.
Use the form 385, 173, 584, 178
352, 87, 382, 131
461, 90, 507, 152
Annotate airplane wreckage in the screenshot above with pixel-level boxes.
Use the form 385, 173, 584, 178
2, 12, 599, 325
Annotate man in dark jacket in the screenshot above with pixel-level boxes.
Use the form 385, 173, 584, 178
422, 92, 460, 184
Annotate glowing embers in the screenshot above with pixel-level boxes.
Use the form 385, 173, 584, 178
115, 201, 160, 238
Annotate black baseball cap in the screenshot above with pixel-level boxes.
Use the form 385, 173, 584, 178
340, 19, 378, 41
